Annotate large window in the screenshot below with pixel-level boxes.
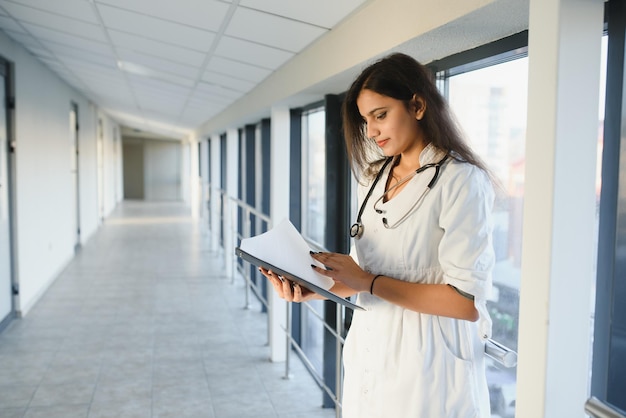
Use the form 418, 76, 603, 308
445, 56, 528, 418
442, 34, 608, 417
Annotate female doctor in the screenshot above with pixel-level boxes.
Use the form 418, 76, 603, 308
261, 52, 495, 418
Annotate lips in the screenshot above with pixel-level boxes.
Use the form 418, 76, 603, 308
377, 139, 389, 148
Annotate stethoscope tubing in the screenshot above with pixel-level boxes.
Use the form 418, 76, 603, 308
350, 154, 449, 238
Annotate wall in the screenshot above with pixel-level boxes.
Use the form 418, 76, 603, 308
122, 138, 144, 199
122, 135, 183, 202
0, 31, 121, 315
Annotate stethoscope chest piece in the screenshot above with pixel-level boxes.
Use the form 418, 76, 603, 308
350, 222, 363, 238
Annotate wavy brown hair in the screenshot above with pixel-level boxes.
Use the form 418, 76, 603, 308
342, 53, 491, 183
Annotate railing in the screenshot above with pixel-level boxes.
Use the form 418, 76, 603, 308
585, 397, 626, 418
210, 186, 518, 417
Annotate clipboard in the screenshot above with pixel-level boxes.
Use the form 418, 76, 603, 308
235, 247, 364, 311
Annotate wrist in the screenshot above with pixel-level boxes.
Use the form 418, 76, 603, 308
369, 274, 384, 295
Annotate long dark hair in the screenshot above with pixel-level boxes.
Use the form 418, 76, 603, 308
342, 53, 491, 182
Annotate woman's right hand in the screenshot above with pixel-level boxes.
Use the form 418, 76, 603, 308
259, 267, 319, 303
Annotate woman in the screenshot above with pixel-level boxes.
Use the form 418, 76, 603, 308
262, 52, 495, 417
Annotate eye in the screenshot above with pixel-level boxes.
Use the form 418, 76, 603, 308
375, 111, 387, 120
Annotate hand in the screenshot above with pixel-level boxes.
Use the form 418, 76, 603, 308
310, 251, 374, 293
259, 267, 318, 303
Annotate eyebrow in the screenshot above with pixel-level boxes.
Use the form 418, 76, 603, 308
367, 107, 386, 115
361, 106, 387, 119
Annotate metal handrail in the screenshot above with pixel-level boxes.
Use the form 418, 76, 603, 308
213, 185, 518, 417
585, 397, 626, 418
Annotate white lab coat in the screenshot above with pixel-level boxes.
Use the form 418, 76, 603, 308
343, 144, 495, 418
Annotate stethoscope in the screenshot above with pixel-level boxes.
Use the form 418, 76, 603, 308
349, 154, 449, 239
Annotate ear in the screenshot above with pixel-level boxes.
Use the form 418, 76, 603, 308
412, 95, 426, 120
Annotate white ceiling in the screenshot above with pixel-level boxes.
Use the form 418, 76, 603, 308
0, 0, 368, 138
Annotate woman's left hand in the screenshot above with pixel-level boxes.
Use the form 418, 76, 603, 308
310, 252, 374, 293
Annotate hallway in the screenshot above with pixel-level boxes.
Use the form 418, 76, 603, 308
0, 202, 333, 418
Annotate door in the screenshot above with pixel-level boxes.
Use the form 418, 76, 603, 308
70, 103, 80, 251
0, 63, 13, 325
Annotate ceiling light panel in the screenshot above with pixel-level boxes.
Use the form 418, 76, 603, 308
225, 7, 326, 52
94, 0, 230, 32
97, 4, 216, 53
116, 49, 200, 80
107, 29, 206, 67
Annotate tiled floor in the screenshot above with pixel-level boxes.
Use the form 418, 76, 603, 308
0, 201, 336, 418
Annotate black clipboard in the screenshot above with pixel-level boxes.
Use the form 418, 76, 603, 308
235, 247, 364, 311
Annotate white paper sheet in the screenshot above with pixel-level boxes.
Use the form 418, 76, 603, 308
239, 219, 334, 290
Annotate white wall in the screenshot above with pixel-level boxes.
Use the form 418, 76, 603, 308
0, 31, 121, 315
144, 140, 182, 201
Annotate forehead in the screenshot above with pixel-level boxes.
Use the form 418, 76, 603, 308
356, 89, 401, 115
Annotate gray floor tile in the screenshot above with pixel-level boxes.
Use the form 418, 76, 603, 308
23, 404, 90, 418
30, 382, 96, 406
0, 408, 25, 418
0, 384, 37, 407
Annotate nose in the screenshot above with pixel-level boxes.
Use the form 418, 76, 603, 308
366, 122, 379, 140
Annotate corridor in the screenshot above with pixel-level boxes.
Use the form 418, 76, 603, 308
0, 202, 332, 418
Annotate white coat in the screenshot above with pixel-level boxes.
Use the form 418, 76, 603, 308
343, 143, 495, 418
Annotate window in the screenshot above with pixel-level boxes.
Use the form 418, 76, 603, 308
300, 106, 326, 375
444, 56, 528, 418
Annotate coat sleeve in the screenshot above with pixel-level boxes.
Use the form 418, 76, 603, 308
438, 163, 495, 338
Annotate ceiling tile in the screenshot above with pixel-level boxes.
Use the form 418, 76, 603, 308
207, 56, 272, 83
226, 7, 326, 52
24, 45, 55, 59
94, 0, 230, 32
239, 0, 367, 28
0, 1, 106, 42
202, 71, 255, 93
194, 81, 243, 100
0, 0, 369, 135
50, 43, 117, 67
128, 74, 192, 97
108, 29, 206, 67
23, 23, 111, 55
0, 15, 25, 32
215, 35, 293, 70
97, 4, 216, 53
1, 0, 100, 24
3, 28, 39, 48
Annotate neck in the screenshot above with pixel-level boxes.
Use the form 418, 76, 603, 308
395, 142, 429, 173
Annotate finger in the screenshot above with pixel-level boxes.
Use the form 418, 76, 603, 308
281, 279, 295, 302
293, 283, 303, 302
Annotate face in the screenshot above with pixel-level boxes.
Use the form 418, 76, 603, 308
356, 89, 426, 158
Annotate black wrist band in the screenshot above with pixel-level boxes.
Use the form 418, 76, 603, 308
370, 274, 383, 295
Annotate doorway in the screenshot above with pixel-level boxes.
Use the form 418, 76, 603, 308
0, 57, 15, 329
70, 103, 80, 252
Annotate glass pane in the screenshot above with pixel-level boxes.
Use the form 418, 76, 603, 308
302, 109, 326, 245
447, 57, 528, 418
300, 107, 327, 376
